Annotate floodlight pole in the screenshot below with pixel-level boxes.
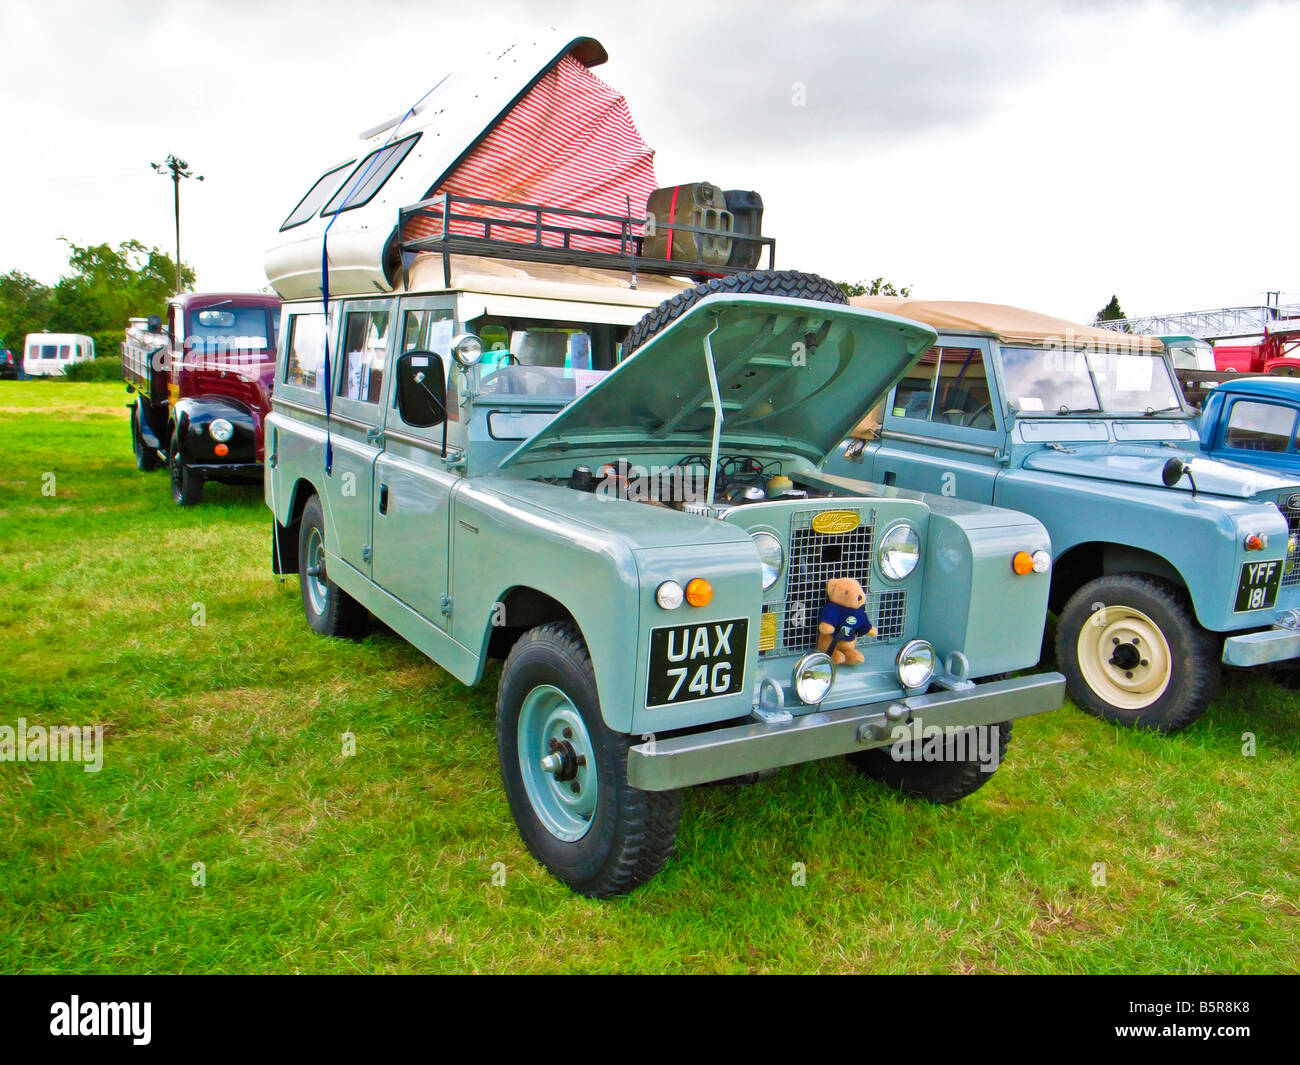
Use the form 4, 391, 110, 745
151, 155, 203, 293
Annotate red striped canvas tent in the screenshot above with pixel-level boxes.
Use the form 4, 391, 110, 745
264, 30, 657, 300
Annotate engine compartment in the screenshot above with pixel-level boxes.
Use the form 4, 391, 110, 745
535, 454, 839, 511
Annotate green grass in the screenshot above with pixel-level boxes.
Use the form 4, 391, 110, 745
1, 380, 1297, 973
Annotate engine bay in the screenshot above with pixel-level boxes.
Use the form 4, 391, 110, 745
536, 454, 839, 511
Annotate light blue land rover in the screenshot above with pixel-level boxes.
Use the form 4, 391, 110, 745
824, 297, 1300, 734
263, 260, 1069, 895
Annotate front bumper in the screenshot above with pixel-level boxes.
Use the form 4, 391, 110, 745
1222, 626, 1300, 667
186, 462, 263, 483
627, 672, 1066, 791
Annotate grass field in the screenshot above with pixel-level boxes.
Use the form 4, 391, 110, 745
0, 380, 1296, 973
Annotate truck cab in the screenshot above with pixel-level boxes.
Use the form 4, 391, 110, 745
824, 296, 1300, 733
122, 291, 281, 504
1198, 376, 1300, 476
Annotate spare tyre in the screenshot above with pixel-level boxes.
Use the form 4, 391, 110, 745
621, 269, 849, 359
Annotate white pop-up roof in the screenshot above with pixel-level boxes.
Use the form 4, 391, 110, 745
264, 28, 657, 302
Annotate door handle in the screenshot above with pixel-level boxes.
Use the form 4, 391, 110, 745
378, 483, 389, 515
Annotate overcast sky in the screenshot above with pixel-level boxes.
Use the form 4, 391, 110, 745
1, 0, 1295, 322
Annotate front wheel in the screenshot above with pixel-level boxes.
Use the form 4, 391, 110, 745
168, 432, 203, 506
497, 622, 681, 897
1056, 574, 1220, 733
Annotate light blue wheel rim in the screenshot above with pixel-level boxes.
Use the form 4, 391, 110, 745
517, 684, 597, 842
305, 527, 328, 616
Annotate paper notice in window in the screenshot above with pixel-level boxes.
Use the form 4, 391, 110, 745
1018, 397, 1044, 411
345, 352, 363, 399
574, 369, 606, 396
1116, 355, 1154, 392
430, 319, 453, 358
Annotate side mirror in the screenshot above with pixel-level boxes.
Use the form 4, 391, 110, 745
395, 350, 447, 428
1161, 455, 1198, 495
147, 314, 163, 334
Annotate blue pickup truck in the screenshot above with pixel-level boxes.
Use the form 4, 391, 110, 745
1198, 376, 1300, 476
823, 297, 1300, 733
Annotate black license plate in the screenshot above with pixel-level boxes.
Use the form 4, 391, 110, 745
647, 618, 748, 707
1234, 559, 1283, 613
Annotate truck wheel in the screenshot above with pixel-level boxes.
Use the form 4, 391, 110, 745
297, 495, 368, 639
131, 407, 160, 472
497, 622, 682, 897
1056, 574, 1220, 733
621, 269, 848, 358
848, 721, 1011, 803
168, 434, 203, 506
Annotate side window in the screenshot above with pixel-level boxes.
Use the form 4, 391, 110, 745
338, 310, 388, 404
402, 308, 454, 356
1224, 400, 1298, 453
285, 314, 326, 391
59, 345, 70, 360
930, 347, 993, 429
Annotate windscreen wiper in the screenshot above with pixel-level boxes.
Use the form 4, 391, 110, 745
1142, 405, 1185, 416
1056, 405, 1103, 416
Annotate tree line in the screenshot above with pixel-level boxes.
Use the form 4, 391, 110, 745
0, 239, 193, 359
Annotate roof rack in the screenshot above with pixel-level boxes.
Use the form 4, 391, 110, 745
397, 193, 775, 290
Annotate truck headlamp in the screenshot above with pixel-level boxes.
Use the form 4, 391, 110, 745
751, 531, 784, 590
879, 522, 920, 581
209, 418, 233, 442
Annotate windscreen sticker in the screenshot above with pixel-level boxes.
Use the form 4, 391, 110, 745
1018, 397, 1044, 411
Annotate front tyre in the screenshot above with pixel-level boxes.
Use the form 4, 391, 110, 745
168, 432, 203, 505
497, 622, 682, 897
1056, 574, 1220, 733
848, 721, 1011, 803
131, 406, 160, 471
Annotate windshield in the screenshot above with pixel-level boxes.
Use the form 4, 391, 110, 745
469, 317, 623, 399
186, 305, 274, 356
1000, 346, 1184, 415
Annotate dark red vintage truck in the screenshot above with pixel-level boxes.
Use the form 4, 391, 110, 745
122, 292, 281, 505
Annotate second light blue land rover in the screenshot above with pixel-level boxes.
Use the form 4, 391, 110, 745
824, 297, 1300, 734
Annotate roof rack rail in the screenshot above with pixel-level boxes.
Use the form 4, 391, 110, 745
397, 193, 775, 289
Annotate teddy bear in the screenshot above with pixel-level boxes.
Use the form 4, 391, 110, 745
817, 577, 876, 665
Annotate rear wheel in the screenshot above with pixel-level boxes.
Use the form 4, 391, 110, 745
621, 269, 849, 358
297, 495, 368, 639
131, 407, 160, 471
497, 622, 681, 897
848, 721, 1011, 803
168, 432, 202, 506
1056, 574, 1220, 733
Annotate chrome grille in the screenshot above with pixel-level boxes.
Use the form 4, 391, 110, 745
778, 507, 907, 652
1281, 500, 1300, 588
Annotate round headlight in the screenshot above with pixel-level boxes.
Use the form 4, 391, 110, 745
451, 334, 483, 366
793, 652, 835, 705
879, 522, 921, 581
751, 531, 784, 590
656, 580, 684, 610
896, 640, 936, 690
208, 418, 233, 442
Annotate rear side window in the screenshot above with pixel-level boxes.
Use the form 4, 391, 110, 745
284, 314, 327, 391
321, 134, 419, 216
338, 311, 389, 404
1224, 400, 1299, 453
280, 161, 355, 231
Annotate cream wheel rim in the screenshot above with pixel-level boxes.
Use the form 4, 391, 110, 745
1076, 605, 1173, 710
